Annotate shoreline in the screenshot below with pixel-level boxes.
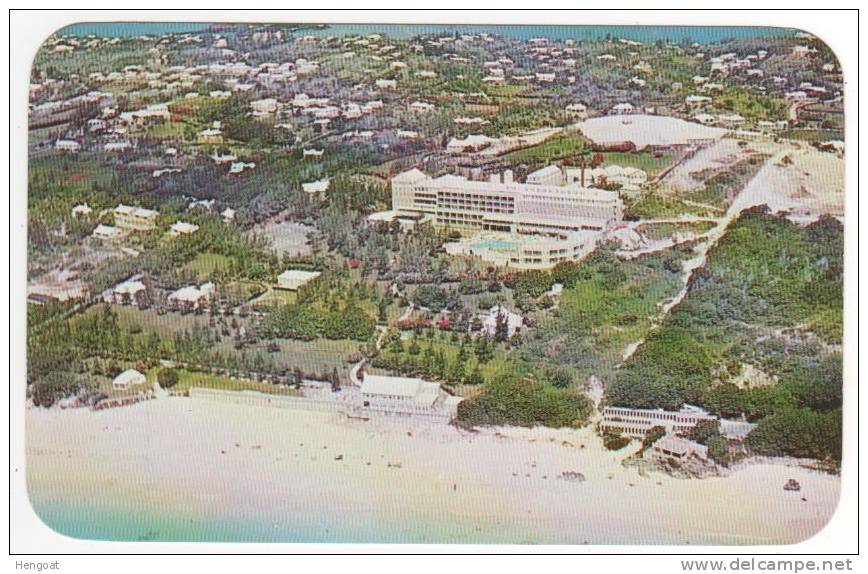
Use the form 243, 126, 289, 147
26, 398, 841, 545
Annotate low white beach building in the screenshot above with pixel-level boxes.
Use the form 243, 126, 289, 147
112, 369, 147, 390
358, 373, 462, 421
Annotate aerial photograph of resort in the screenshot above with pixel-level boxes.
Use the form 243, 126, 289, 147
24, 21, 845, 545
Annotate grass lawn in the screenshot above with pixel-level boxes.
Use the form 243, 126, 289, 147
372, 333, 518, 386
636, 221, 716, 240
108, 304, 210, 337
625, 192, 717, 219
249, 288, 298, 309
147, 120, 191, 141
506, 133, 591, 162
157, 368, 300, 396
184, 252, 233, 280
600, 151, 678, 177
248, 338, 363, 380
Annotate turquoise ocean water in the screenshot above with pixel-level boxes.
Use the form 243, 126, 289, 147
57, 22, 798, 45
31, 495, 528, 543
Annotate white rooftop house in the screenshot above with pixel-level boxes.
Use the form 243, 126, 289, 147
303, 148, 324, 159
112, 369, 147, 390
276, 269, 322, 291
685, 95, 713, 106
610, 102, 635, 115
446, 134, 494, 154
71, 203, 92, 217
92, 224, 124, 241
114, 204, 159, 231
479, 305, 524, 338
565, 103, 588, 119
54, 139, 81, 152
250, 97, 279, 115
375, 78, 397, 89
302, 178, 330, 197
221, 208, 236, 223
169, 221, 199, 236
359, 374, 463, 421
167, 282, 214, 310
651, 435, 709, 462
153, 167, 182, 178
109, 278, 146, 305
229, 161, 256, 174
410, 101, 435, 113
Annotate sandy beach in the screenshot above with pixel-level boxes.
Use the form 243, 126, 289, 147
26, 399, 840, 545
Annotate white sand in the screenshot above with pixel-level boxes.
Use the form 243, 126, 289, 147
26, 399, 840, 545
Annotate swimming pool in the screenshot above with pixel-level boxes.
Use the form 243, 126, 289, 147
474, 240, 520, 250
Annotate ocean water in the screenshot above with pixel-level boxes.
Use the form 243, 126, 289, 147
56, 22, 798, 45
30, 496, 518, 544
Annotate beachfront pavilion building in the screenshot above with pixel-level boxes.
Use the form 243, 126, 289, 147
358, 373, 463, 421
112, 369, 147, 390
600, 405, 717, 439
650, 435, 709, 461
390, 168, 624, 236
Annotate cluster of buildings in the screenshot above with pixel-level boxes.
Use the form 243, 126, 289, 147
391, 166, 624, 236
390, 165, 624, 269
600, 405, 756, 464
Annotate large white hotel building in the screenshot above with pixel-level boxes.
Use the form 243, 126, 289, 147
390, 166, 624, 237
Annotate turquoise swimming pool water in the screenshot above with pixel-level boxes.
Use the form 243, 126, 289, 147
474, 240, 519, 250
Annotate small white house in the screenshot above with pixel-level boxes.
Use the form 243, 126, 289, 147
54, 139, 81, 152
72, 203, 93, 217
302, 178, 330, 197
112, 369, 147, 390
169, 221, 199, 236
92, 224, 124, 241
479, 305, 523, 338
229, 161, 256, 174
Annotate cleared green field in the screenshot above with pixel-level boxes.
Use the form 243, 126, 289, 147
600, 151, 678, 177
249, 288, 298, 308
162, 368, 300, 395
107, 304, 208, 337
506, 133, 591, 162
183, 252, 233, 280
146, 120, 191, 141
252, 338, 362, 378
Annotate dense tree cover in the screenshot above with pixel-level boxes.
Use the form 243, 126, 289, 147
607, 209, 843, 464
28, 304, 213, 382
521, 247, 689, 378
687, 420, 731, 466
264, 273, 377, 341
157, 367, 180, 389
747, 407, 842, 463
457, 369, 594, 429
85, 216, 280, 295
29, 371, 94, 408
413, 285, 461, 312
